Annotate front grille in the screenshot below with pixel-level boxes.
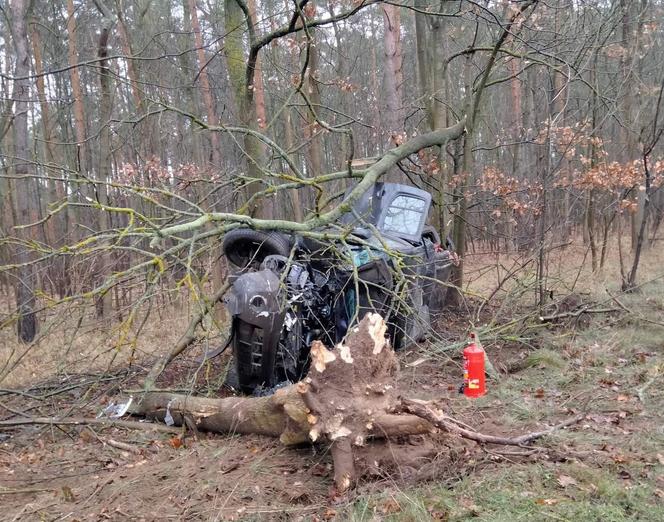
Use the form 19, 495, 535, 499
236, 321, 264, 378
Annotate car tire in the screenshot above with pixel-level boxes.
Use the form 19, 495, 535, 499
222, 229, 292, 269
224, 361, 240, 390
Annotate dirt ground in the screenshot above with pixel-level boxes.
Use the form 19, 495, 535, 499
0, 346, 478, 521
2, 241, 664, 521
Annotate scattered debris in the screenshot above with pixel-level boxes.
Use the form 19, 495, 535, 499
97, 396, 133, 419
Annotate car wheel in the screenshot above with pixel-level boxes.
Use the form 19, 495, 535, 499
224, 361, 239, 390
222, 229, 292, 269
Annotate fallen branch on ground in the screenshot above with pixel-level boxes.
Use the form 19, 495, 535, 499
637, 364, 663, 403
401, 398, 585, 446
606, 288, 664, 328
539, 307, 620, 323
0, 416, 180, 433
105, 438, 142, 453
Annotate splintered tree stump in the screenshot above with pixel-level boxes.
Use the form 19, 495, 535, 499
131, 313, 434, 492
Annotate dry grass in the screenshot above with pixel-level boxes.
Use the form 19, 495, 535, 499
0, 289, 223, 388
465, 235, 664, 311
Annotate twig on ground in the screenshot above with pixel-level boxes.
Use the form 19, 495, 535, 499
0, 416, 180, 433
484, 446, 542, 457
0, 372, 132, 401
538, 307, 620, 323
0, 487, 55, 495
606, 288, 664, 327
637, 366, 662, 403
105, 438, 142, 453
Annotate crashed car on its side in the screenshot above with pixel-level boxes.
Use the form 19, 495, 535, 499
221, 182, 455, 394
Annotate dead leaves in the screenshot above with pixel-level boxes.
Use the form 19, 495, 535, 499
168, 435, 184, 449
61, 485, 76, 502
378, 497, 401, 515
612, 453, 630, 464
287, 482, 312, 504
309, 508, 337, 521
535, 497, 560, 506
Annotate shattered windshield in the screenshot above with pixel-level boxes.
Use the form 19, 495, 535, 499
382, 195, 426, 236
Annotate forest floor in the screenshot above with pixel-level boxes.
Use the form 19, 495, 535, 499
1, 241, 664, 521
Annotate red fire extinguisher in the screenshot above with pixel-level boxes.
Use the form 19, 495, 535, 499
463, 332, 486, 398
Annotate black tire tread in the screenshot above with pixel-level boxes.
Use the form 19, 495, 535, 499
222, 228, 291, 268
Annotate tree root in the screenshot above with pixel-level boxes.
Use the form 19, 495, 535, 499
401, 398, 584, 446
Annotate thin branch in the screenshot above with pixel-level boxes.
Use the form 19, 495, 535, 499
402, 398, 585, 447
0, 416, 180, 433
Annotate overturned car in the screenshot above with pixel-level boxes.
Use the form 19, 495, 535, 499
221, 182, 455, 394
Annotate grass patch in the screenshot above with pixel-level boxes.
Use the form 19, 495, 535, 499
524, 348, 567, 370
343, 462, 664, 521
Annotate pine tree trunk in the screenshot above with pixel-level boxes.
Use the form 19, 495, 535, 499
381, 4, 403, 156
95, 3, 115, 319
67, 0, 88, 183
189, 0, 222, 168
9, 0, 38, 342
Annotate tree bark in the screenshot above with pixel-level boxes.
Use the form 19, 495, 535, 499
67, 0, 88, 182
585, 189, 598, 272
116, 10, 143, 112
381, 3, 404, 156
284, 108, 304, 221
9, 0, 38, 343
188, 0, 222, 168
415, 3, 450, 236
247, 0, 267, 130
225, 0, 270, 217
94, 0, 115, 319
303, 25, 324, 182
29, 20, 65, 248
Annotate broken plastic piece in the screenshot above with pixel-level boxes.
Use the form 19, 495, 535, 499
97, 396, 133, 419
164, 399, 175, 426
284, 312, 297, 332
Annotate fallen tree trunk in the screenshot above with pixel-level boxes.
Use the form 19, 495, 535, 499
132, 389, 433, 445
131, 314, 435, 492
130, 313, 584, 493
